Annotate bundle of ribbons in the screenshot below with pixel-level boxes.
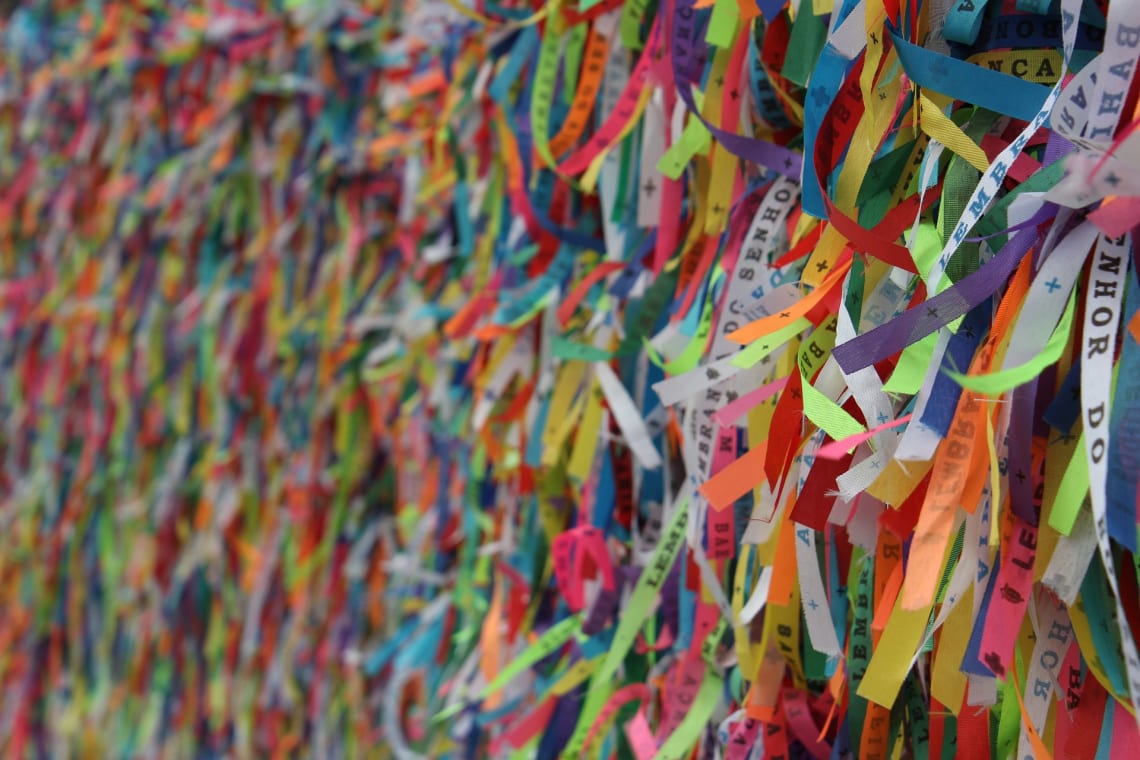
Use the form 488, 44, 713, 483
2, 0, 1140, 757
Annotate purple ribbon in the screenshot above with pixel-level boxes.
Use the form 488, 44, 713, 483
832, 225, 1039, 374
669, 0, 802, 179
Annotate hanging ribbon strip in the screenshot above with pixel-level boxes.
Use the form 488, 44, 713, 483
3, 0, 1140, 757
